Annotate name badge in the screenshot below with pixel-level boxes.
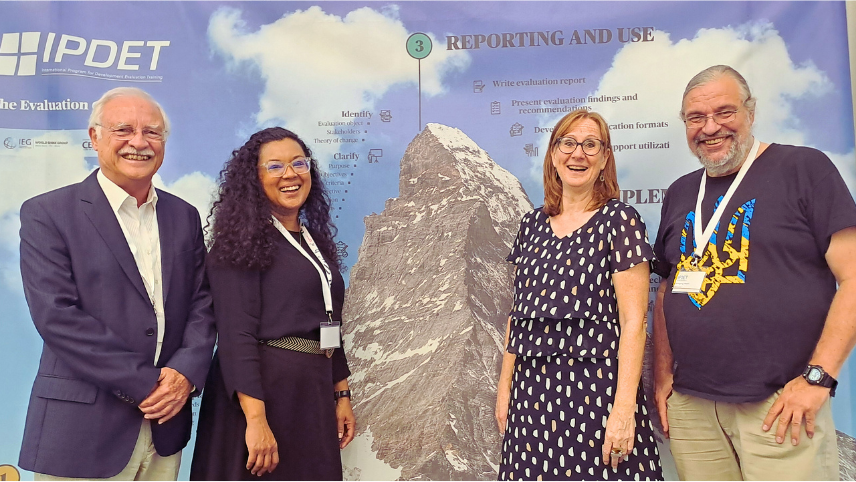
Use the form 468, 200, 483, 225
320, 321, 341, 350
672, 269, 706, 294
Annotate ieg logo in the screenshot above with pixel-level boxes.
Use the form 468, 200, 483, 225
0, 31, 170, 76
3, 137, 17, 149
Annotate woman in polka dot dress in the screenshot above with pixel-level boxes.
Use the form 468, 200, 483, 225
496, 110, 663, 481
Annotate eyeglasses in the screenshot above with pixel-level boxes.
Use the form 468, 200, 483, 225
555, 137, 606, 156
260, 157, 312, 177
683, 109, 739, 128
97, 124, 166, 142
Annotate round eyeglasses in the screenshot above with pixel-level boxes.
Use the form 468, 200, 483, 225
555, 137, 606, 156
260, 157, 312, 177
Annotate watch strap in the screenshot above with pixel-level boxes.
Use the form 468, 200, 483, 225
334, 389, 352, 401
802, 365, 838, 397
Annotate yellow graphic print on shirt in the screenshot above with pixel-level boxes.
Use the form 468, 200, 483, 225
674, 197, 755, 308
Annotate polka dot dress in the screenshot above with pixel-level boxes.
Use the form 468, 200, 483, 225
500, 201, 662, 481
506, 200, 652, 326
499, 356, 662, 481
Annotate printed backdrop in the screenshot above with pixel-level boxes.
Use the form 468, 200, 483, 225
1, 2, 855, 480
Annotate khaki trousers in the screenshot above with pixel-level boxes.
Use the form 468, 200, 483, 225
667, 389, 839, 481
35, 420, 181, 481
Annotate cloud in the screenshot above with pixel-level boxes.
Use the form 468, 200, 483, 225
0, 212, 23, 292
154, 171, 218, 226
531, 22, 846, 232
208, 5, 471, 160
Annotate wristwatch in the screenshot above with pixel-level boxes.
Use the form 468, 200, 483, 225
801, 365, 837, 397
334, 390, 352, 401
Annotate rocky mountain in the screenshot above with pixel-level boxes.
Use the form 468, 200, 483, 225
342, 123, 533, 480
840, 430, 856, 481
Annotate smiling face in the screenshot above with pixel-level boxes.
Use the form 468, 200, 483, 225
89, 95, 165, 197
682, 75, 754, 176
551, 118, 609, 196
258, 138, 311, 229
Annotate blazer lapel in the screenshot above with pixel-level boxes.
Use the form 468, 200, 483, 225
156, 192, 175, 304
79, 171, 150, 303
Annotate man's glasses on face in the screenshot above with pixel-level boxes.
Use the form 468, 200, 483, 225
98, 124, 166, 142
260, 157, 312, 177
683, 109, 739, 128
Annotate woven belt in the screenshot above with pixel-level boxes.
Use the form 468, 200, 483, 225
264, 336, 333, 358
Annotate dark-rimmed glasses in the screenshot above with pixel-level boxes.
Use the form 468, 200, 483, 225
555, 137, 606, 156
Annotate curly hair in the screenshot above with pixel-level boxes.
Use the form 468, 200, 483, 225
206, 127, 340, 271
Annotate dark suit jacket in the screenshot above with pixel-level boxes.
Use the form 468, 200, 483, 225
18, 170, 216, 478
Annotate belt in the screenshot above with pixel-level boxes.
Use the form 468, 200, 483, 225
263, 336, 334, 358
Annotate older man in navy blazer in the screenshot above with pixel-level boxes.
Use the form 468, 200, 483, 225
18, 87, 216, 480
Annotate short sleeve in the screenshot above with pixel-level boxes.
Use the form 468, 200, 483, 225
652, 194, 674, 279
608, 203, 655, 273
806, 159, 856, 255
506, 212, 530, 264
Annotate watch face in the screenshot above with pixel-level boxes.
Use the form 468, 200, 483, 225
807, 367, 823, 382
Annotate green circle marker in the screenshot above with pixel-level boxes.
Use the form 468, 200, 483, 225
406, 33, 432, 60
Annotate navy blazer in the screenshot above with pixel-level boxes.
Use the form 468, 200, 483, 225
18, 170, 216, 478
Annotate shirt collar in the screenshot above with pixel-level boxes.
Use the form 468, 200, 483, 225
96, 169, 158, 214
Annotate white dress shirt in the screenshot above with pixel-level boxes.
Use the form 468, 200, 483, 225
97, 170, 165, 364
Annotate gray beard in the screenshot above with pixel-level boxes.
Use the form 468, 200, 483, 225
695, 133, 753, 177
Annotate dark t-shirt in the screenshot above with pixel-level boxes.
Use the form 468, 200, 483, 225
507, 200, 654, 358
653, 143, 856, 402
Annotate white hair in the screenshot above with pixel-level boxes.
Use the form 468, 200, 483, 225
680, 65, 756, 118
89, 87, 171, 141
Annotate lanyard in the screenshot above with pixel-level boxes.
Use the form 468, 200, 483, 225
692, 138, 760, 265
271, 216, 334, 320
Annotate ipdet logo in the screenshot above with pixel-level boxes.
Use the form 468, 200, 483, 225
0, 32, 169, 77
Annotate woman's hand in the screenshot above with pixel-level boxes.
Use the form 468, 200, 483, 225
496, 316, 516, 435
336, 397, 356, 449
245, 416, 279, 476
601, 404, 636, 469
495, 385, 511, 434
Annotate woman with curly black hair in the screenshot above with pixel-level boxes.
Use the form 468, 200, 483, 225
190, 127, 354, 481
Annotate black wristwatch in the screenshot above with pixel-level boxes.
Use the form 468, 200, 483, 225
801, 365, 837, 397
334, 390, 352, 401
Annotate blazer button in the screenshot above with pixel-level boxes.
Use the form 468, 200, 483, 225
145, 328, 155, 336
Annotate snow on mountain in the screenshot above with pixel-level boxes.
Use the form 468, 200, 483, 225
342, 124, 533, 480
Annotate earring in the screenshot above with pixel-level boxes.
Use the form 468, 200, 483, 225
599, 171, 604, 182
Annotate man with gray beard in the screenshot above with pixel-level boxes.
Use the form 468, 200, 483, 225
18, 87, 215, 480
651, 65, 856, 480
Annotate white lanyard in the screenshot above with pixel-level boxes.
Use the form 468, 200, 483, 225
692, 138, 760, 264
271, 216, 334, 320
